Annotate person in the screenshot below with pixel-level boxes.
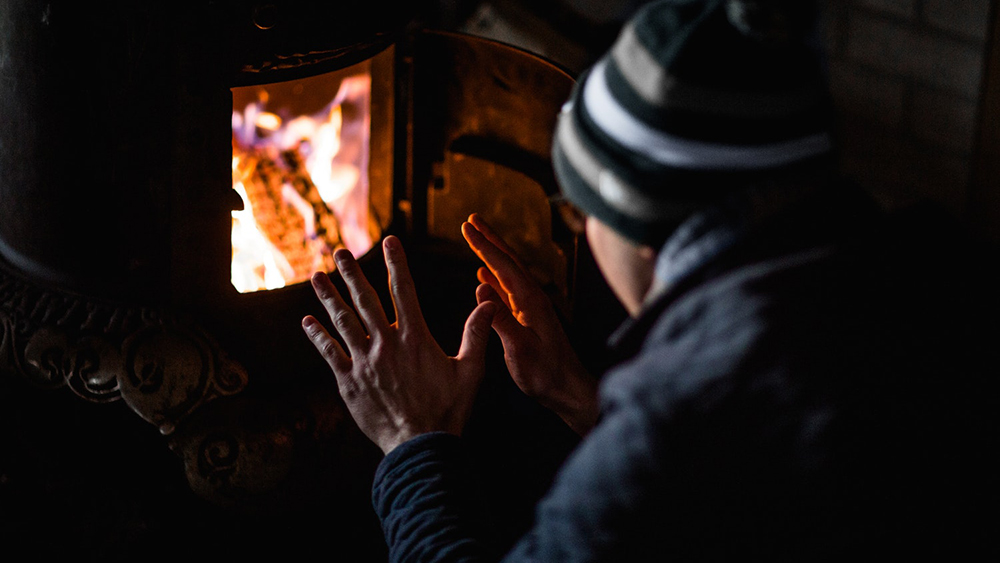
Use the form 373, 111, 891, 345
302, 0, 998, 560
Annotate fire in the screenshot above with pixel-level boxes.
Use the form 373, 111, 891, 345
230, 67, 375, 293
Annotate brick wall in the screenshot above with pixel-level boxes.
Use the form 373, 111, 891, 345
826, 0, 994, 216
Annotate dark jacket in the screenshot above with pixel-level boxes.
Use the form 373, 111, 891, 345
372, 185, 999, 561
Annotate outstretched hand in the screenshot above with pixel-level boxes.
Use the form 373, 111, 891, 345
462, 214, 598, 435
302, 236, 497, 455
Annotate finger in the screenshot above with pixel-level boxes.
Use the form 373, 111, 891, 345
302, 315, 352, 377
475, 281, 504, 308
462, 220, 533, 299
467, 214, 527, 270
476, 267, 510, 309
382, 236, 426, 333
476, 283, 526, 337
311, 271, 369, 354
334, 249, 391, 338
456, 301, 497, 367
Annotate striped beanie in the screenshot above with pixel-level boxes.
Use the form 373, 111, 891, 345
552, 0, 835, 247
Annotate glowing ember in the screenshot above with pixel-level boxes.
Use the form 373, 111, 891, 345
231, 66, 375, 293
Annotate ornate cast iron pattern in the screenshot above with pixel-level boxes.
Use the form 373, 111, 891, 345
0, 261, 248, 435
172, 423, 298, 508
239, 37, 390, 75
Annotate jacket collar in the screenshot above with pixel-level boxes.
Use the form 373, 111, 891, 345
607, 176, 836, 355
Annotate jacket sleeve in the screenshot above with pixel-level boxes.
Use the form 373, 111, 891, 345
501, 393, 669, 562
372, 376, 673, 563
372, 432, 498, 563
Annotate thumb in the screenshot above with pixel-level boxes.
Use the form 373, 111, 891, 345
457, 301, 497, 364
476, 283, 524, 339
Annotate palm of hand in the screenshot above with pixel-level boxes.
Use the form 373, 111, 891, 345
303, 236, 495, 454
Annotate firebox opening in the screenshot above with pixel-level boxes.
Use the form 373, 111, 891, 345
230, 57, 382, 293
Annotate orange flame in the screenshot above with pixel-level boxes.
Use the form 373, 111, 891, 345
230, 70, 374, 293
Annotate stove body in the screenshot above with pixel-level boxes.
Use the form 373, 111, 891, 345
0, 1, 621, 558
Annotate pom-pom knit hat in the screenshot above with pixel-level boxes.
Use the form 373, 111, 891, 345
552, 0, 835, 246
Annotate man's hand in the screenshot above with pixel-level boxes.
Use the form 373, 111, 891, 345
462, 214, 598, 435
302, 235, 496, 455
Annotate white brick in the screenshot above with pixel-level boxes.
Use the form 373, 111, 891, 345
909, 87, 979, 153
829, 59, 906, 126
923, 0, 992, 42
846, 13, 985, 97
854, 0, 916, 19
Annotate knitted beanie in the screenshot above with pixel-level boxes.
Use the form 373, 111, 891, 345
552, 0, 835, 247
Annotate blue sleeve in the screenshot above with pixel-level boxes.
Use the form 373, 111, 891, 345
500, 393, 666, 562
372, 432, 497, 563
372, 397, 668, 563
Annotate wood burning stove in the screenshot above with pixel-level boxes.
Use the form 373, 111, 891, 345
0, 1, 621, 558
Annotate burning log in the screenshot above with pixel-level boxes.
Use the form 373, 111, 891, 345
233, 145, 345, 287
281, 147, 346, 254
229, 71, 377, 293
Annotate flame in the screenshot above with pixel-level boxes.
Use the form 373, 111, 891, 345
230, 69, 374, 293
231, 180, 292, 292
255, 112, 282, 131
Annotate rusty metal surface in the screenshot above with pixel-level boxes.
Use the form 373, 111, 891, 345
227, 0, 411, 85
409, 30, 578, 315
411, 31, 575, 173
